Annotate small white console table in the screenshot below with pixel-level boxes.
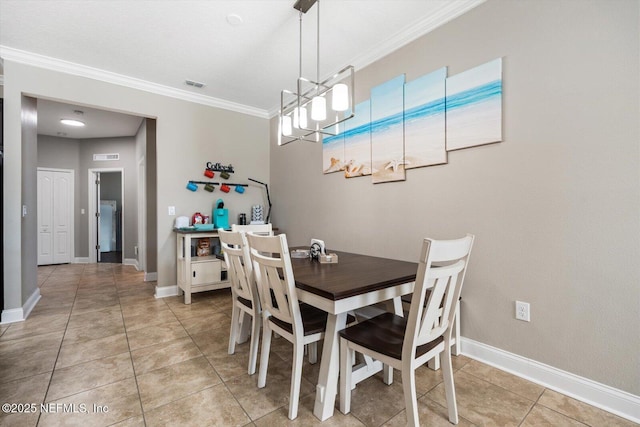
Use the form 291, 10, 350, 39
174, 228, 230, 304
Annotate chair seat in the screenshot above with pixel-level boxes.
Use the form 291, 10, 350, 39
339, 312, 443, 360
270, 303, 355, 336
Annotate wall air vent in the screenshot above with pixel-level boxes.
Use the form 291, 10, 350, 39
185, 79, 206, 88
93, 153, 120, 161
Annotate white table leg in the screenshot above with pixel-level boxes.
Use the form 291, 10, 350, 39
313, 312, 347, 421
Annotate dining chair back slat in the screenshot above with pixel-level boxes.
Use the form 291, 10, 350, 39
247, 234, 303, 335
218, 229, 262, 375
414, 260, 464, 349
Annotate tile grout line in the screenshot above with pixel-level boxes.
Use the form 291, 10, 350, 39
37, 263, 83, 426
119, 263, 149, 427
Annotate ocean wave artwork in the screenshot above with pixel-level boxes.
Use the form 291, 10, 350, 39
405, 67, 448, 169
371, 74, 406, 184
341, 100, 372, 177
322, 57, 503, 183
446, 58, 502, 150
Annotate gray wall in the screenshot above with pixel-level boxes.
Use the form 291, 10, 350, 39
37, 135, 138, 260
270, 0, 639, 395
20, 96, 38, 307
145, 119, 157, 274
79, 137, 137, 259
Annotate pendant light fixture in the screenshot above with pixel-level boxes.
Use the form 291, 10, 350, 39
278, 0, 355, 146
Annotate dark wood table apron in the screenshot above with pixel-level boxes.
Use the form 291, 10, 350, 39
289, 248, 418, 421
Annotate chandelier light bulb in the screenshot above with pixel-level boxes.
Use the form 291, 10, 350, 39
331, 83, 349, 112
282, 115, 293, 136
293, 107, 308, 129
311, 96, 327, 121
299, 107, 308, 128
293, 107, 300, 129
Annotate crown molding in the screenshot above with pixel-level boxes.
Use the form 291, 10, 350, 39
267, 0, 486, 118
0, 45, 270, 119
351, 0, 485, 72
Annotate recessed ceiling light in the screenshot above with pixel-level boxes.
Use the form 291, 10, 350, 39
60, 119, 85, 127
226, 13, 243, 26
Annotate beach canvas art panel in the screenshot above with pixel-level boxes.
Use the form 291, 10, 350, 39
404, 67, 447, 169
446, 58, 502, 151
323, 125, 345, 174
342, 100, 372, 178
371, 75, 406, 184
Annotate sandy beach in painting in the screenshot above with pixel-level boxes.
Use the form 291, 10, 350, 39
323, 137, 344, 173
404, 112, 447, 169
371, 126, 405, 183
446, 98, 501, 150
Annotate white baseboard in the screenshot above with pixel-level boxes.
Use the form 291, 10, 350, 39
0, 288, 41, 325
145, 272, 157, 282
123, 258, 138, 269
155, 285, 178, 299
1, 308, 24, 324
460, 337, 640, 424
23, 288, 41, 319
74, 257, 90, 264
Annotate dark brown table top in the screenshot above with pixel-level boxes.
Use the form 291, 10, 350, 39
290, 249, 418, 301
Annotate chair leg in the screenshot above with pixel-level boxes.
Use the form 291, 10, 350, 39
248, 313, 261, 375
308, 342, 318, 364
452, 300, 461, 356
288, 341, 305, 420
401, 365, 420, 427
427, 353, 441, 370
237, 311, 250, 344
339, 338, 352, 414
441, 349, 459, 424
228, 302, 240, 355
383, 364, 393, 385
257, 320, 272, 388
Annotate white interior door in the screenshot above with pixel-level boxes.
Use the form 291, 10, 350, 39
38, 170, 54, 265
38, 168, 73, 265
53, 172, 72, 263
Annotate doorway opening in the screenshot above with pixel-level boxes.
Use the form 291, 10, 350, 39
89, 168, 124, 264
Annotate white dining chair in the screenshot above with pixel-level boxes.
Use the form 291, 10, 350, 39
218, 229, 262, 375
339, 234, 474, 426
247, 232, 351, 420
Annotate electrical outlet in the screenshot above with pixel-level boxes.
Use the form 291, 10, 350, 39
515, 301, 530, 322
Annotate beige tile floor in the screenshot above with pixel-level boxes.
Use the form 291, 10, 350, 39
0, 263, 636, 427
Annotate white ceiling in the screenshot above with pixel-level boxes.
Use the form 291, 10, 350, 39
0, 0, 484, 138
37, 99, 144, 139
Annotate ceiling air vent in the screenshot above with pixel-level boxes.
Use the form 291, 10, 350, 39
185, 79, 205, 88
93, 153, 120, 161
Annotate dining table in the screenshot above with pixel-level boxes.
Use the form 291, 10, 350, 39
290, 248, 418, 421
